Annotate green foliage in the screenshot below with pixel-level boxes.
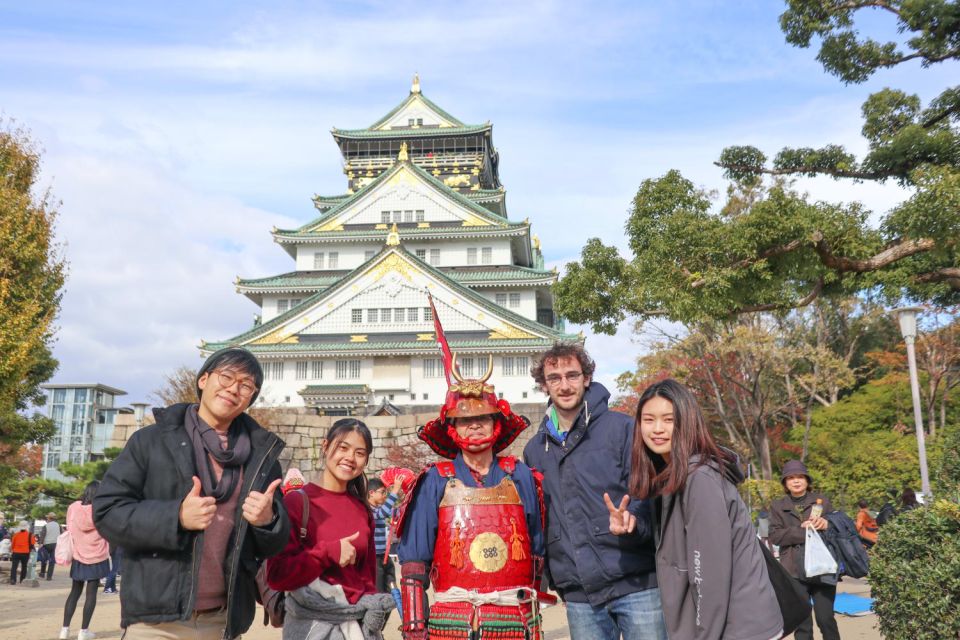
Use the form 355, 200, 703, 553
740, 478, 784, 510
26, 447, 123, 515
795, 374, 960, 509
0, 121, 65, 484
870, 501, 960, 640
934, 427, 960, 500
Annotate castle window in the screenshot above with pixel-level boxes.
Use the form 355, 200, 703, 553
336, 360, 361, 379
404, 210, 413, 223
295, 361, 308, 380
364, 250, 375, 261
495, 293, 507, 306
393, 210, 402, 223
395, 308, 405, 322
460, 357, 476, 377
311, 361, 323, 379
467, 248, 478, 265
313, 252, 324, 269
380, 308, 392, 323
328, 252, 339, 269
266, 361, 284, 380
277, 299, 289, 313
423, 358, 441, 378
351, 309, 362, 323
381, 211, 390, 224
429, 249, 440, 265
482, 247, 492, 264
424, 306, 433, 322
502, 357, 515, 376
416, 210, 425, 222
415, 249, 426, 261
509, 293, 521, 308
368, 309, 378, 323
408, 307, 419, 322
290, 298, 302, 308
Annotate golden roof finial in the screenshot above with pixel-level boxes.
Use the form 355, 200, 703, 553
386, 222, 400, 246
532, 234, 541, 251
398, 142, 409, 162
411, 73, 421, 94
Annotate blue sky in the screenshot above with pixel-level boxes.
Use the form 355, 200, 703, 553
1, 1, 954, 406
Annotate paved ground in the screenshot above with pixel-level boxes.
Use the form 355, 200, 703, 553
0, 565, 881, 639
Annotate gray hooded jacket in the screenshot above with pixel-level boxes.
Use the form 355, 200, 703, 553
653, 457, 783, 640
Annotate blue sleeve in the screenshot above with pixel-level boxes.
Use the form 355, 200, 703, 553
396, 469, 444, 564
372, 492, 398, 520
514, 464, 545, 557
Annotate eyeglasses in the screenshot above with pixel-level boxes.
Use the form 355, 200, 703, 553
543, 372, 584, 387
215, 370, 258, 398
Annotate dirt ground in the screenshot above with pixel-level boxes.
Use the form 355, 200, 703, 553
0, 565, 881, 640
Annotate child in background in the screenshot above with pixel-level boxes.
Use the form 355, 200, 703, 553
367, 477, 403, 596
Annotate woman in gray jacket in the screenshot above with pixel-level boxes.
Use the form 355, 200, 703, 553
607, 379, 782, 640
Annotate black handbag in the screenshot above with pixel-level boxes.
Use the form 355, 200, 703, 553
759, 541, 812, 636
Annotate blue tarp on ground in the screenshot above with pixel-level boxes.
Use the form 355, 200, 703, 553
834, 593, 873, 616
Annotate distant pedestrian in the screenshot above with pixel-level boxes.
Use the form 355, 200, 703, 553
60, 481, 111, 640
39, 512, 61, 580
854, 500, 878, 547
366, 476, 402, 596
9, 521, 36, 584
103, 544, 122, 594
900, 487, 920, 511
875, 488, 898, 526
769, 460, 840, 640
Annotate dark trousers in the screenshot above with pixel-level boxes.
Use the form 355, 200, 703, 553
105, 547, 122, 591
10, 552, 29, 584
793, 581, 840, 640
375, 553, 396, 593
40, 543, 57, 578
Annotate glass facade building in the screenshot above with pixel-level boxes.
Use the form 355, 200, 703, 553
40, 384, 126, 481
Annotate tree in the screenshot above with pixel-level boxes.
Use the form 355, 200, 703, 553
555, 3, 959, 329
151, 365, 198, 406
0, 120, 66, 489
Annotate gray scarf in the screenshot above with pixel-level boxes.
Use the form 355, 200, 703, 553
284, 585, 395, 640
185, 405, 251, 503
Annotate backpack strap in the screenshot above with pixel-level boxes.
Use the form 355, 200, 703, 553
296, 489, 309, 541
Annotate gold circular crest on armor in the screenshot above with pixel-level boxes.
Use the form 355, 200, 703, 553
468, 532, 508, 573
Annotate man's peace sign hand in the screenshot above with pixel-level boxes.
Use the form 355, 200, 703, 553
604, 492, 637, 536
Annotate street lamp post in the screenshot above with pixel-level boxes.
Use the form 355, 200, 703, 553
892, 306, 932, 498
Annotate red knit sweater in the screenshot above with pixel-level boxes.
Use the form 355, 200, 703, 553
266, 483, 375, 604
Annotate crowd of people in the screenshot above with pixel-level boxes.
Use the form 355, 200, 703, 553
0, 343, 918, 640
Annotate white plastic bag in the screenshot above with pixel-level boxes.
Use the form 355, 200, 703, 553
804, 526, 837, 577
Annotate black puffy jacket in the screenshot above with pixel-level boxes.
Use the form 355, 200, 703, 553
523, 383, 656, 607
93, 403, 289, 639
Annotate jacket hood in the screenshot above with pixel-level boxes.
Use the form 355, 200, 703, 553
691, 448, 745, 485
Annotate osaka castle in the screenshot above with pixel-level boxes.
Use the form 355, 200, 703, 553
202, 76, 577, 415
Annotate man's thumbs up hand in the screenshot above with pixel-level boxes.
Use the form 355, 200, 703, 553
180, 476, 217, 530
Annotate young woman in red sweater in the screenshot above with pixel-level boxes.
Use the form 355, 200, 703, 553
268, 419, 386, 635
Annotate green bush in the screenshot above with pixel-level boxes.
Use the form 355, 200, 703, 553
870, 500, 960, 639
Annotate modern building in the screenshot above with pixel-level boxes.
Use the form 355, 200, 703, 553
202, 77, 578, 414
39, 383, 127, 481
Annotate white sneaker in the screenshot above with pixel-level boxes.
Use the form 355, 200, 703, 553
58, 628, 69, 640
78, 631, 96, 640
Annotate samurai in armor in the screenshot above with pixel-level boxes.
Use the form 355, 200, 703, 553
394, 355, 548, 640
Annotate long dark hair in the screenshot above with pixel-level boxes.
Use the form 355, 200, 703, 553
322, 418, 373, 503
80, 480, 100, 505
630, 379, 732, 499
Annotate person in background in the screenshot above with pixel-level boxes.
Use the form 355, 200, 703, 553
0, 513, 8, 541
267, 419, 393, 640
367, 477, 402, 597
855, 500, 878, 547
610, 379, 782, 640
9, 520, 36, 585
900, 487, 920, 511
39, 512, 61, 580
769, 460, 840, 640
103, 544, 122, 594
0, 533, 11, 560
60, 481, 111, 640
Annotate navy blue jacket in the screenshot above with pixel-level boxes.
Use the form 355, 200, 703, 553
523, 382, 656, 607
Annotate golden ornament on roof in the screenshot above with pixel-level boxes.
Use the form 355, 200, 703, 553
412, 73, 421, 94
386, 222, 401, 246
398, 142, 409, 162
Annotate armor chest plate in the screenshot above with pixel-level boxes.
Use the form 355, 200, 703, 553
433, 476, 534, 593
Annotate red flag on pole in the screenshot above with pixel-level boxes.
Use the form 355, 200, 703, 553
427, 291, 453, 385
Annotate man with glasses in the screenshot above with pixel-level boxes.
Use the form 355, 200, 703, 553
394, 356, 548, 639
524, 342, 666, 640
93, 347, 289, 640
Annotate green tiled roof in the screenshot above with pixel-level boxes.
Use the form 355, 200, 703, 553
277, 159, 513, 236
205, 338, 567, 354
332, 124, 491, 140
366, 91, 465, 130
299, 385, 369, 394
205, 246, 570, 349
273, 224, 527, 243
237, 266, 556, 291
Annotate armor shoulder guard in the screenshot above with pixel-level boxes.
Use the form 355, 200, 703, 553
531, 466, 547, 530
497, 455, 518, 475
392, 463, 437, 539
